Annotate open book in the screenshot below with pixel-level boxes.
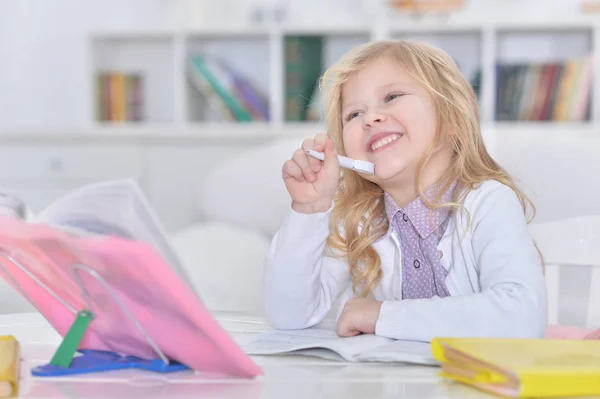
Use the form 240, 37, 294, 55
0, 179, 262, 377
0, 179, 198, 300
240, 324, 438, 365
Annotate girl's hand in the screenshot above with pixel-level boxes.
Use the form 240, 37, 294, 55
336, 298, 383, 337
282, 133, 340, 214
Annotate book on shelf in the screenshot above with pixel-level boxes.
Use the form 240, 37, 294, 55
495, 54, 593, 122
188, 54, 269, 123
469, 68, 481, 99
284, 36, 324, 122
96, 72, 144, 123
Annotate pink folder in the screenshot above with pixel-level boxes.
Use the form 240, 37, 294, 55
0, 215, 262, 378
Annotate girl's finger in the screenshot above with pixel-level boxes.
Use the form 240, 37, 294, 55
282, 159, 305, 182
292, 149, 317, 182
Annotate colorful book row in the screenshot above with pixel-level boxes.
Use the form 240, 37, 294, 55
495, 55, 593, 122
96, 72, 144, 122
188, 55, 269, 122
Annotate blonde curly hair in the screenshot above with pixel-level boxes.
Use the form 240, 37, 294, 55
320, 40, 539, 297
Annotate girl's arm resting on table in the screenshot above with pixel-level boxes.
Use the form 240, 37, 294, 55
375, 183, 548, 341
263, 205, 351, 329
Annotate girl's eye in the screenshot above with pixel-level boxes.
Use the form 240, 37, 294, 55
386, 93, 404, 102
346, 111, 361, 121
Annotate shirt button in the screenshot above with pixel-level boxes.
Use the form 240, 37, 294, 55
413, 259, 420, 268
403, 214, 408, 222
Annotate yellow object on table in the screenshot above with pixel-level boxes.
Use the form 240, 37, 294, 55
0, 336, 19, 398
431, 337, 600, 398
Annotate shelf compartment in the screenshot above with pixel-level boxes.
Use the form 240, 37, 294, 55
90, 35, 176, 124
185, 34, 271, 124
495, 28, 593, 122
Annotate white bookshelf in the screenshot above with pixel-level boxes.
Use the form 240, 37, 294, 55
86, 20, 600, 137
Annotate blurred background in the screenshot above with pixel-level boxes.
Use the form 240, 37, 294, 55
0, 0, 598, 327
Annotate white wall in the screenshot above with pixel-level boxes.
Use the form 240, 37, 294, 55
0, 0, 588, 132
0, 0, 180, 131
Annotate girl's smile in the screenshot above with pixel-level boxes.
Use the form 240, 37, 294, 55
367, 132, 404, 153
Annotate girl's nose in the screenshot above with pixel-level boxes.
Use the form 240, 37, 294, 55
363, 112, 385, 128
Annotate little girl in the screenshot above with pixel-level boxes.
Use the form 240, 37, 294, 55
263, 40, 592, 341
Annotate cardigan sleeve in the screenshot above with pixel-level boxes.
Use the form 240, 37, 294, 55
263, 205, 352, 329
375, 182, 548, 341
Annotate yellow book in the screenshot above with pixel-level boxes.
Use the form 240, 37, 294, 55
431, 337, 600, 398
109, 72, 126, 122
0, 336, 19, 398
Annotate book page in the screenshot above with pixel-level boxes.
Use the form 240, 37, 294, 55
292, 348, 346, 362
314, 333, 395, 361
357, 339, 438, 365
241, 327, 340, 353
241, 327, 393, 362
33, 179, 198, 298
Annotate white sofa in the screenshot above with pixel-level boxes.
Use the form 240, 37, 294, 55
170, 136, 300, 315
171, 125, 600, 326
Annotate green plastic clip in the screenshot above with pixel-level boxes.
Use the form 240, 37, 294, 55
50, 310, 94, 368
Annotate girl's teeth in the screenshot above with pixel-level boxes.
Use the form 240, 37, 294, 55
371, 134, 400, 151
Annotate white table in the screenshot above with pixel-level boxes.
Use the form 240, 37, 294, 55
1, 311, 492, 399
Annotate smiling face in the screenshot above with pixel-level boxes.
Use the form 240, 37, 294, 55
340, 55, 451, 192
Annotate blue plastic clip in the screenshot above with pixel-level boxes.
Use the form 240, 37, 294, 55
32, 350, 190, 377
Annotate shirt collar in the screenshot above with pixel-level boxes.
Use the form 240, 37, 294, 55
383, 179, 458, 239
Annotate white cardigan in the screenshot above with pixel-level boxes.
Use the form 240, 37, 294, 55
263, 180, 548, 341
